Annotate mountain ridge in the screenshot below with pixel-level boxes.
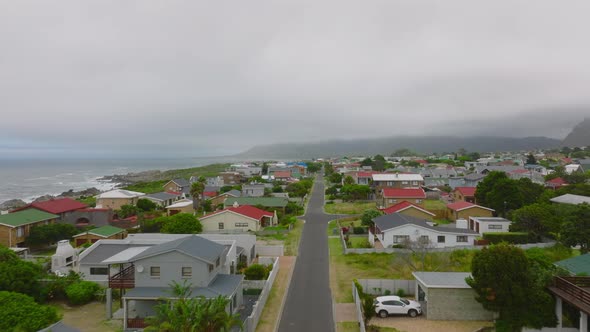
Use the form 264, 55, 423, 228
562, 118, 590, 148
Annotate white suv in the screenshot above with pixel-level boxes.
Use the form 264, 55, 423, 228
374, 295, 422, 318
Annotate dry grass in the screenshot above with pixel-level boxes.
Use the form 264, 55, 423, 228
284, 219, 304, 256
325, 202, 376, 214
423, 199, 446, 210
57, 301, 121, 332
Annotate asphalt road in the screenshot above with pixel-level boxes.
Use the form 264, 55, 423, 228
278, 174, 339, 332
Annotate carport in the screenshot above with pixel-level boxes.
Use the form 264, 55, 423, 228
412, 272, 494, 321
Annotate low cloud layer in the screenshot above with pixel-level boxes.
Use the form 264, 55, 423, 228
1, 1, 589, 158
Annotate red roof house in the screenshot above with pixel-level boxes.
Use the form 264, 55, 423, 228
199, 205, 277, 232
274, 171, 292, 180
380, 201, 436, 220
452, 187, 477, 203
446, 201, 495, 221
546, 177, 568, 190
14, 197, 87, 216
380, 188, 426, 208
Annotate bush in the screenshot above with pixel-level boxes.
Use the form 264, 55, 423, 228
244, 264, 273, 280
483, 232, 536, 244
243, 288, 263, 295
383, 289, 392, 295
352, 226, 367, 234
0, 291, 61, 332
66, 281, 101, 305
396, 289, 406, 297
353, 239, 373, 248
326, 200, 335, 204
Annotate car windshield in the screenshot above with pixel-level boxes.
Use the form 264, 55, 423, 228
400, 298, 410, 305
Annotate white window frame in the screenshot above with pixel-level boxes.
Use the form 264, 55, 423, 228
456, 236, 468, 243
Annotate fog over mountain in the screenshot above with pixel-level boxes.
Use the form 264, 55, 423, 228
1, 1, 590, 159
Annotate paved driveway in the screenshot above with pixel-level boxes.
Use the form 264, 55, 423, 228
278, 174, 338, 332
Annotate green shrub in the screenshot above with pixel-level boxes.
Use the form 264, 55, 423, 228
66, 281, 101, 305
243, 288, 263, 295
244, 264, 273, 280
352, 226, 367, 234
396, 289, 406, 297
326, 200, 335, 204
0, 291, 61, 332
483, 232, 535, 244
383, 289, 392, 295
353, 239, 373, 248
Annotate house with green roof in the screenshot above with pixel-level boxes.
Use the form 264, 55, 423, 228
223, 196, 289, 213
0, 209, 58, 247
555, 254, 590, 276
72, 225, 127, 247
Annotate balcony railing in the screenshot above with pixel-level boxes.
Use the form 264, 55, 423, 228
551, 276, 590, 309
127, 318, 147, 329
109, 264, 135, 289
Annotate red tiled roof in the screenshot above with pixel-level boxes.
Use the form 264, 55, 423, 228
27, 198, 87, 214
447, 201, 494, 212
382, 188, 426, 198
166, 191, 181, 195
510, 169, 530, 174
455, 187, 476, 197
357, 171, 383, 178
546, 177, 568, 185
381, 201, 435, 216
274, 171, 291, 178
201, 205, 273, 221
203, 191, 217, 198
562, 158, 573, 163
416, 160, 428, 164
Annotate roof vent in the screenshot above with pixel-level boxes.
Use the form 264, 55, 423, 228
233, 201, 239, 208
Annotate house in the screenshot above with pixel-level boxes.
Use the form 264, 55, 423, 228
446, 202, 494, 222
273, 171, 292, 182
163, 178, 191, 196
102, 235, 243, 329
13, 197, 87, 222
202, 176, 224, 187
166, 199, 195, 216
209, 189, 241, 207
199, 205, 277, 232
550, 194, 590, 205
371, 173, 424, 191
565, 164, 584, 174
380, 188, 426, 208
462, 173, 486, 187
72, 225, 127, 247
242, 183, 266, 197
467, 216, 512, 235
452, 187, 476, 203
144, 192, 181, 207
555, 254, 590, 276
0, 209, 58, 247
412, 272, 494, 321
96, 189, 145, 210
475, 165, 525, 175
380, 201, 436, 221
548, 275, 590, 332
546, 177, 569, 190
369, 213, 478, 249
219, 172, 242, 185
223, 197, 289, 213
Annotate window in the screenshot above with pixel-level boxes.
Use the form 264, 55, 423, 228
389, 199, 397, 203
402, 181, 408, 185
235, 222, 249, 227
90, 267, 108, 275
218, 222, 224, 230
216, 257, 220, 267
416, 199, 422, 203
16, 227, 23, 237
393, 235, 409, 243
182, 267, 192, 278
150, 266, 160, 277
437, 236, 445, 243
208, 264, 214, 272
456, 236, 468, 243
488, 225, 502, 230
412, 181, 418, 185
418, 235, 429, 244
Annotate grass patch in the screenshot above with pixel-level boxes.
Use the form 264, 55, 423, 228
264, 225, 289, 232
123, 180, 169, 194
337, 322, 401, 332
325, 202, 376, 215
76, 196, 96, 207
349, 236, 372, 248
284, 219, 304, 256
434, 219, 451, 225
256, 257, 294, 332
257, 233, 287, 242
423, 199, 446, 210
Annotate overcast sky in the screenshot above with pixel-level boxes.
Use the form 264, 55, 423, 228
1, 1, 589, 158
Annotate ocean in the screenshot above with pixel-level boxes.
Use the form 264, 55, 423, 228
0, 156, 241, 203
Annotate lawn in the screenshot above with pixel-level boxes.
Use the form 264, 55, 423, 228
423, 199, 446, 210
337, 322, 401, 332
76, 196, 96, 207
284, 219, 304, 256
325, 202, 376, 215
123, 180, 168, 194
327, 218, 363, 236
349, 236, 371, 248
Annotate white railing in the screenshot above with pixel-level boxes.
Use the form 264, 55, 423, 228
243, 257, 280, 332
352, 282, 366, 332
257, 245, 284, 257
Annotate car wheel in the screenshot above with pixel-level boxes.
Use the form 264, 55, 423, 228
379, 310, 388, 318
408, 309, 418, 318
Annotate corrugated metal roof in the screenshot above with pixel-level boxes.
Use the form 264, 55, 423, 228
555, 254, 590, 275
0, 209, 58, 227
131, 235, 226, 264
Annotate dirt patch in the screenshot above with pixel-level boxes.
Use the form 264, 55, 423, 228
334, 303, 357, 322
371, 316, 492, 332
59, 301, 122, 332
256, 256, 296, 332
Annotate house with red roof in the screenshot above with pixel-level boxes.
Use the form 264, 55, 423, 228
380, 201, 436, 221
545, 177, 568, 190
452, 187, 477, 203
273, 171, 292, 182
14, 197, 115, 228
446, 201, 494, 222
380, 188, 426, 208
199, 205, 277, 232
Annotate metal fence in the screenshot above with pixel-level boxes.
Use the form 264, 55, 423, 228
352, 282, 366, 332
243, 257, 280, 332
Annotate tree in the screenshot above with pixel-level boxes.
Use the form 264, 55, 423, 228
0, 246, 44, 300
560, 203, 590, 254
510, 203, 554, 240
361, 209, 382, 226
340, 184, 371, 201
243, 264, 272, 280
0, 291, 61, 332
285, 182, 308, 197
262, 162, 269, 175
484, 178, 522, 217
137, 198, 158, 212
159, 213, 203, 234
117, 204, 140, 219
475, 171, 509, 207
190, 180, 206, 210
517, 178, 546, 207
343, 175, 355, 185
526, 153, 537, 165
353, 280, 375, 327
466, 244, 556, 332
25, 223, 78, 247
373, 154, 386, 171
145, 281, 242, 332
306, 162, 322, 173
360, 157, 373, 167
328, 172, 343, 184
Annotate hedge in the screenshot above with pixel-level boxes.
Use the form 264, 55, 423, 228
66, 281, 101, 305
482, 232, 535, 244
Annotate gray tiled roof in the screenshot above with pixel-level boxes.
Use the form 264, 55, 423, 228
412, 272, 472, 288
146, 192, 180, 201
80, 243, 146, 265
208, 274, 244, 295
226, 189, 242, 197
172, 178, 190, 187
131, 235, 227, 264
464, 173, 486, 181
123, 274, 242, 299
373, 213, 478, 235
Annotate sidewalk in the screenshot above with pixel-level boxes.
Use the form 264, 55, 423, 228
255, 256, 296, 332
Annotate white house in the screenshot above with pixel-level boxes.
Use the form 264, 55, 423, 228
369, 213, 478, 249
467, 216, 512, 235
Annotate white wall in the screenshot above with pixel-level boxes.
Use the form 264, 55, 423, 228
380, 224, 476, 248
475, 221, 511, 235
201, 212, 260, 232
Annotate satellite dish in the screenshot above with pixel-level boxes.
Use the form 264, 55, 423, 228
136, 265, 144, 273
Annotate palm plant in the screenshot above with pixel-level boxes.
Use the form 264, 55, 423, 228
190, 181, 205, 211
